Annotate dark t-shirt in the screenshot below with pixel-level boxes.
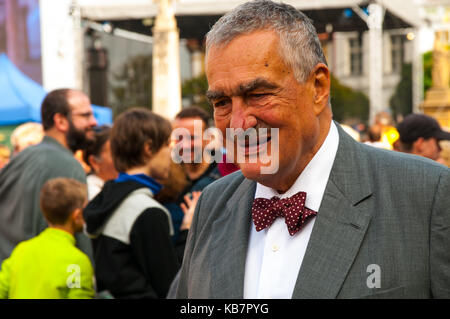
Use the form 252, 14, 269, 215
177, 163, 222, 204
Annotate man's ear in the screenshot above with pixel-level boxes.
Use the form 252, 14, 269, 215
53, 113, 70, 132
412, 137, 425, 154
310, 63, 330, 115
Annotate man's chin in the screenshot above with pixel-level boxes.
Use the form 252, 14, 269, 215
239, 162, 277, 181
86, 131, 96, 141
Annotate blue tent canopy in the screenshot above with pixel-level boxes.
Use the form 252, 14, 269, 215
0, 53, 112, 126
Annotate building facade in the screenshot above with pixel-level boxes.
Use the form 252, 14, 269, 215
327, 28, 414, 118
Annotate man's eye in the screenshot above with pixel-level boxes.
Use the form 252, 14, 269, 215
213, 99, 230, 108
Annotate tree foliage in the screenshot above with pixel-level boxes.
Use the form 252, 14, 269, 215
330, 74, 370, 123
423, 51, 432, 94
389, 63, 412, 119
181, 74, 213, 117
111, 54, 152, 117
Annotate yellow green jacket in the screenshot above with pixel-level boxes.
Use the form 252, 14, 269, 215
0, 228, 94, 299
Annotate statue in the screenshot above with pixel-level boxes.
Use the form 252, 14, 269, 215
421, 31, 450, 129
432, 31, 450, 89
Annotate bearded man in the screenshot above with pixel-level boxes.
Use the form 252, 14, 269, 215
0, 89, 97, 264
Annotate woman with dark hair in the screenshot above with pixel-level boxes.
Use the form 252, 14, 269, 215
83, 126, 118, 199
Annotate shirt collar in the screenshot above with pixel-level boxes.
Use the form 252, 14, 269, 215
87, 174, 104, 187
254, 121, 339, 211
43, 227, 76, 246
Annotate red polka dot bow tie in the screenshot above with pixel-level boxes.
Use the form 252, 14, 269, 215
251, 191, 317, 236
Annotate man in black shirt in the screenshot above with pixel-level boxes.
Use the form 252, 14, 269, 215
172, 106, 222, 200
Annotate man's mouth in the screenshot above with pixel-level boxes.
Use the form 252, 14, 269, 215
238, 135, 272, 156
86, 129, 96, 137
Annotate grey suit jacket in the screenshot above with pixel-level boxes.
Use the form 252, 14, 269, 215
171, 124, 450, 299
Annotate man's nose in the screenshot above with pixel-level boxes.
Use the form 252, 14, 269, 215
229, 98, 257, 130
182, 137, 194, 149
90, 114, 98, 127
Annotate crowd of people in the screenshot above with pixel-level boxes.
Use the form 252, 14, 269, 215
0, 0, 449, 299
359, 111, 450, 166
0, 88, 233, 298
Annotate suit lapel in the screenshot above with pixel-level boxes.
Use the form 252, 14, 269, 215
209, 178, 256, 298
292, 123, 373, 298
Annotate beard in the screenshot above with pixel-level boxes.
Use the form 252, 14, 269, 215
66, 120, 94, 153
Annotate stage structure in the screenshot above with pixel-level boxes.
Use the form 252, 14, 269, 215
71, 0, 422, 122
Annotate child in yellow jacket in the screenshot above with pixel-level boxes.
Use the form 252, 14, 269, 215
0, 177, 94, 299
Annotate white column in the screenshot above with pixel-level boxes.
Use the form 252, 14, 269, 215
152, 0, 182, 120
367, 3, 385, 124
332, 32, 350, 77
39, 0, 84, 91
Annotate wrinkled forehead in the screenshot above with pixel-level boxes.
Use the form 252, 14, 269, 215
206, 31, 290, 92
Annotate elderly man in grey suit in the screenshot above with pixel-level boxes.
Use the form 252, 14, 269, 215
171, 0, 450, 299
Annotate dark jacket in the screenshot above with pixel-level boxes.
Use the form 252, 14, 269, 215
84, 180, 179, 298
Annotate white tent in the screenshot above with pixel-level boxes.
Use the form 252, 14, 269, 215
76, 0, 421, 27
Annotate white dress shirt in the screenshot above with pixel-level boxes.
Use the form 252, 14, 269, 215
243, 121, 339, 299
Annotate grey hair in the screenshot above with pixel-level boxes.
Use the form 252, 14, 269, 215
205, 0, 327, 83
